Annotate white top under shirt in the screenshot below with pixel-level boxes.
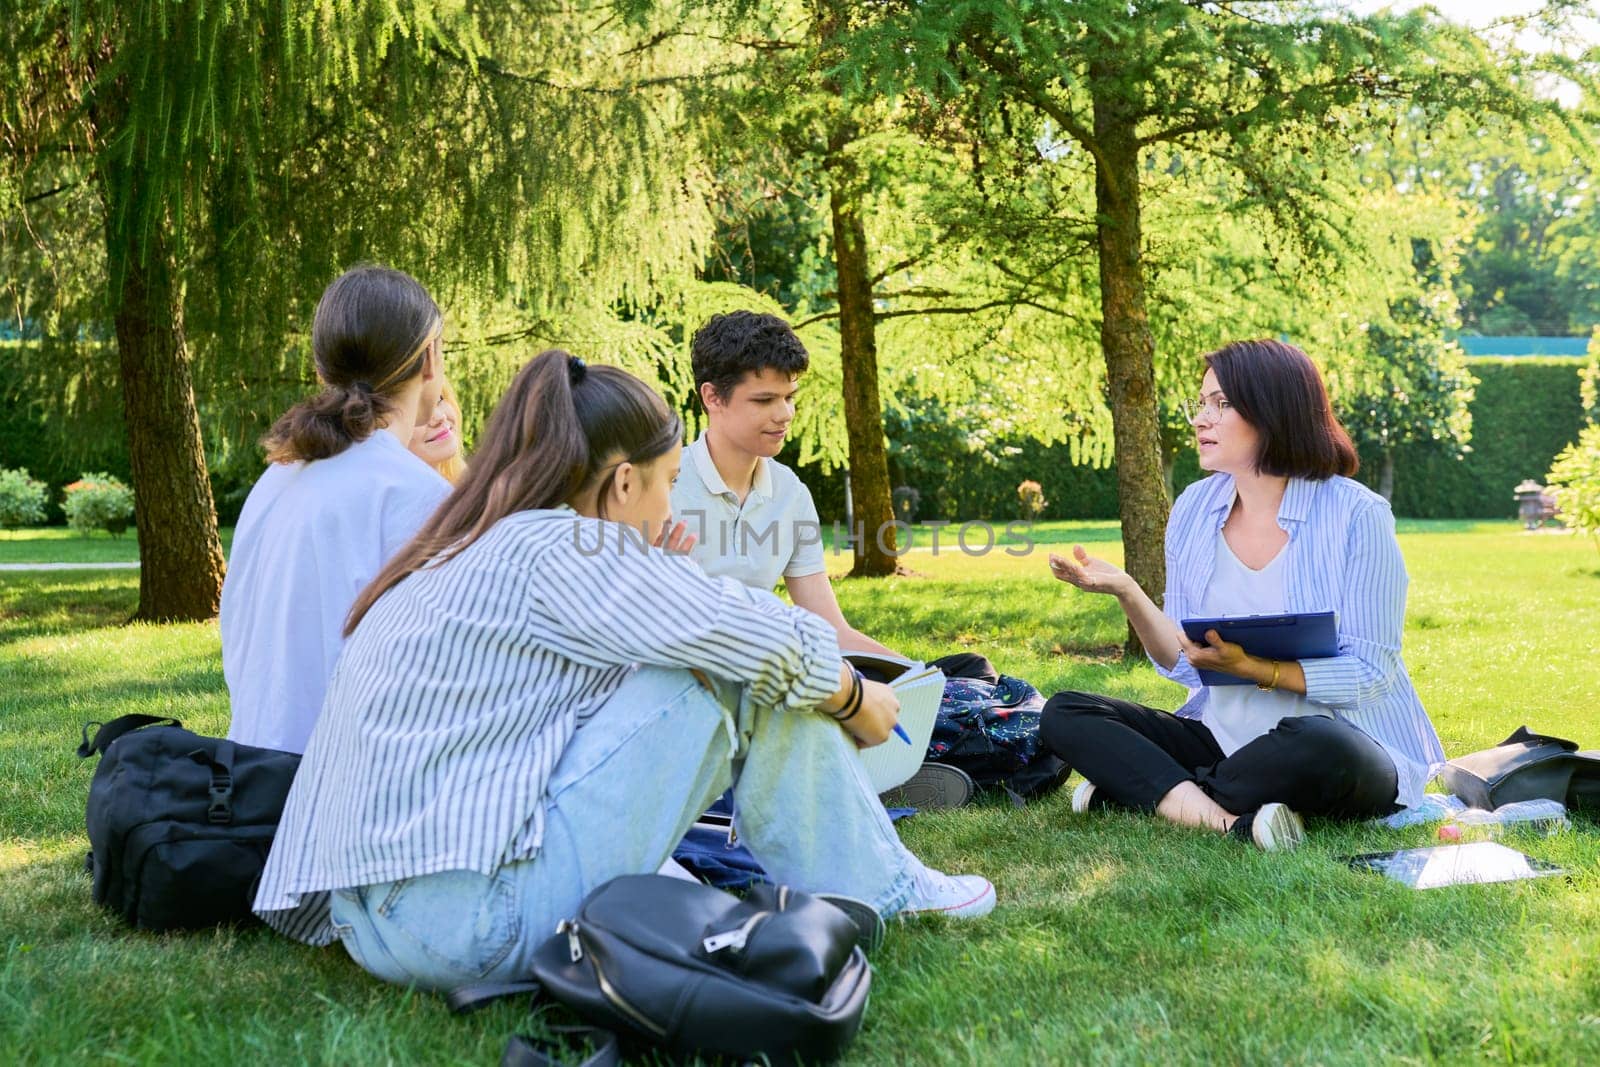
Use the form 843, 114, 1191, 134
1197, 535, 1328, 756
670, 435, 827, 593
220, 431, 451, 754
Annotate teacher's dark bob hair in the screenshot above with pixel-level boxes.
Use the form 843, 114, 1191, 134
1204, 339, 1359, 480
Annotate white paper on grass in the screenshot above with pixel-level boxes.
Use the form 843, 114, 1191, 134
1347, 841, 1565, 889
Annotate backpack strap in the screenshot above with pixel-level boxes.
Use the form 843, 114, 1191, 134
1500, 725, 1579, 752
447, 980, 545, 1015
500, 1028, 620, 1067
449, 983, 620, 1067
187, 743, 237, 825
76, 715, 183, 758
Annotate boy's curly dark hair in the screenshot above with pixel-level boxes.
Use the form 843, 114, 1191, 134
690, 311, 810, 405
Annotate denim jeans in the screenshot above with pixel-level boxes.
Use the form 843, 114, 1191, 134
327, 666, 918, 990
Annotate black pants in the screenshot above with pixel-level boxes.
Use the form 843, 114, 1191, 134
928, 652, 999, 684
1039, 691, 1399, 819
857, 652, 999, 686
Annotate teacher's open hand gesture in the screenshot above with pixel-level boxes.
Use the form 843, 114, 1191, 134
1048, 545, 1134, 598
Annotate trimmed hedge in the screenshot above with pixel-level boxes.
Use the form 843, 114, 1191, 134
793, 357, 1588, 523
792, 411, 1205, 525
1361, 357, 1587, 519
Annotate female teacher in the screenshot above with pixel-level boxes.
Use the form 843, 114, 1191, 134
1041, 339, 1443, 850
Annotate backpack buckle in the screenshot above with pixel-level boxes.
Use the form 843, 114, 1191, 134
207, 773, 234, 824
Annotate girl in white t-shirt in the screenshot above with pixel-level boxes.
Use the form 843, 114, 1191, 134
220, 265, 452, 755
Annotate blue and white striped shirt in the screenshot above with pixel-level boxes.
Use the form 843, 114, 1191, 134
253, 508, 841, 944
1155, 474, 1444, 808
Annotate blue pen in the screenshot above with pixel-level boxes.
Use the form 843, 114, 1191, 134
892, 723, 912, 745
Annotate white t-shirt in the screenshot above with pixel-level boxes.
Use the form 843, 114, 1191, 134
1198, 534, 1328, 756
670, 434, 828, 593
220, 431, 451, 754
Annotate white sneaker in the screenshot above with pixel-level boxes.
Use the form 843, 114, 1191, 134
1237, 802, 1305, 852
900, 863, 996, 919
1070, 781, 1098, 814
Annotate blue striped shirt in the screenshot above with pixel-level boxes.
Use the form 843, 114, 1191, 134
253, 507, 841, 944
1155, 474, 1444, 808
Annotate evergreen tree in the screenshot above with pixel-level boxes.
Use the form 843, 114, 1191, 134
1, 1, 716, 619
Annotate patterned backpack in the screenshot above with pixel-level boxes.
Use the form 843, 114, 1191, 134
926, 675, 1070, 805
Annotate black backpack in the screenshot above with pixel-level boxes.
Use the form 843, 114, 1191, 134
926, 675, 1071, 805
449, 875, 872, 1066
76, 714, 300, 931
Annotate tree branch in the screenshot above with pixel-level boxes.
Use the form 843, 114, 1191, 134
793, 294, 1075, 331
1141, 70, 1417, 147
870, 251, 935, 286
876, 297, 1076, 321
430, 45, 743, 96
962, 32, 1105, 170
22, 181, 81, 204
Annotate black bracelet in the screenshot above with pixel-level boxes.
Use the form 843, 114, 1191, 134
831, 665, 864, 722
834, 666, 866, 722
831, 666, 860, 719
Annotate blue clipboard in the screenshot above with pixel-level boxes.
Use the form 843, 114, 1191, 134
1179, 611, 1338, 686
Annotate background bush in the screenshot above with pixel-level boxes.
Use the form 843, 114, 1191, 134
62, 473, 136, 537
7, 339, 1588, 527
0, 467, 48, 530
1363, 358, 1587, 518
1546, 422, 1600, 553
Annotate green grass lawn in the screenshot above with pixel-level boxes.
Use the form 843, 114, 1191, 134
2, 522, 1598, 1064
0, 527, 236, 565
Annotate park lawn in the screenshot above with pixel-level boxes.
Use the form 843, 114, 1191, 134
0, 527, 236, 565
2, 522, 1598, 1065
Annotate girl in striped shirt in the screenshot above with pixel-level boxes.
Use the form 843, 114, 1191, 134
255, 349, 994, 990
1042, 339, 1444, 851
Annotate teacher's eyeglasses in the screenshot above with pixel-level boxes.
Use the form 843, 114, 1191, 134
1179, 392, 1233, 423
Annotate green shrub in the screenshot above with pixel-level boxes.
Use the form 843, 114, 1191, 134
0, 467, 48, 531
1356, 357, 1586, 517
1546, 423, 1600, 555
62, 473, 136, 537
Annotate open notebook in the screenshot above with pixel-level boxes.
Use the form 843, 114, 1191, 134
845, 652, 945, 794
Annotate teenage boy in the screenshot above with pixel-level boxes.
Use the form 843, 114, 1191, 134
672, 311, 985, 810
671, 310, 898, 655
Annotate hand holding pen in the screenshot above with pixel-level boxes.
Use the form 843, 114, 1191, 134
828, 663, 902, 749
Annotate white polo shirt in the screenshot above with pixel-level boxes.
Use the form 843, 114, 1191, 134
670, 434, 828, 593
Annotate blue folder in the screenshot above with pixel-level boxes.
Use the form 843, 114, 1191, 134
1179, 611, 1338, 686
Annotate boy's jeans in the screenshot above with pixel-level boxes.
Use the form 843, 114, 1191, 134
327, 666, 917, 990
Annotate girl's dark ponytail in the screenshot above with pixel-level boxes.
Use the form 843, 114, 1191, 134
262, 265, 442, 464
262, 382, 396, 464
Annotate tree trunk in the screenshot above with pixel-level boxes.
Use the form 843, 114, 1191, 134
1091, 72, 1170, 656
98, 145, 226, 621
1378, 450, 1395, 502
826, 131, 898, 577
